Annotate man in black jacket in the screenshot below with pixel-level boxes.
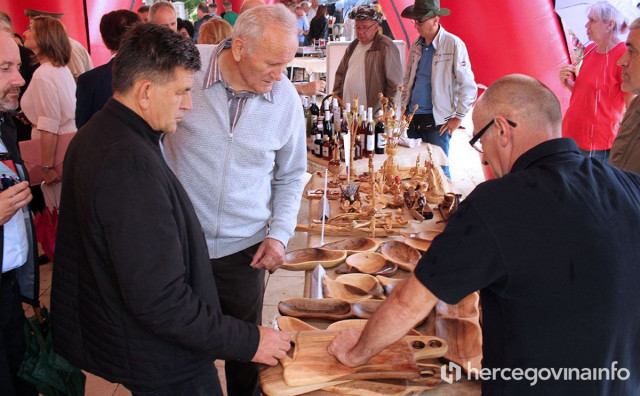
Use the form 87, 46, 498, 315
0, 32, 39, 396
51, 24, 290, 395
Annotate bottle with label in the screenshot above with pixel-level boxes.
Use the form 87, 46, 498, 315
358, 109, 367, 158
354, 134, 362, 160
375, 110, 386, 154
303, 97, 311, 136
322, 136, 332, 160
364, 107, 375, 156
339, 133, 345, 161
310, 95, 320, 131
324, 111, 334, 139
314, 121, 324, 157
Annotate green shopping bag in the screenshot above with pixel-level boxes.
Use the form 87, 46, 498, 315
17, 306, 85, 396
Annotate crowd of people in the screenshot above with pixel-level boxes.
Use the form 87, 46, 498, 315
0, 0, 639, 395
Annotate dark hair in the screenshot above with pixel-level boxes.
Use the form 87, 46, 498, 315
31, 16, 71, 67
313, 5, 327, 21
13, 33, 24, 45
137, 5, 150, 13
100, 10, 141, 52
177, 18, 194, 38
197, 3, 209, 13
113, 23, 201, 94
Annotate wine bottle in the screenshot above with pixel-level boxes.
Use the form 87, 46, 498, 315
375, 110, 386, 154
364, 107, 375, 156
322, 136, 332, 160
310, 95, 320, 131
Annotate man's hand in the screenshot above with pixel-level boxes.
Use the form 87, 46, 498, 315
43, 168, 60, 185
251, 326, 291, 366
0, 181, 32, 225
250, 237, 285, 273
327, 328, 369, 367
295, 80, 326, 96
559, 65, 576, 90
439, 117, 462, 136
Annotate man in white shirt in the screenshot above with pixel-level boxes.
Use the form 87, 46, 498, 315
0, 32, 38, 396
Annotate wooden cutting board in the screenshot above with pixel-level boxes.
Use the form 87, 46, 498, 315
259, 362, 350, 396
281, 330, 447, 387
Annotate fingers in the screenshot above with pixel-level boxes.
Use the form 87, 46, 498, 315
252, 327, 292, 365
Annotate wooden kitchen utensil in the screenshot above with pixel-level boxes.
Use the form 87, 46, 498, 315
342, 252, 398, 275
282, 248, 347, 271
379, 241, 422, 272
326, 319, 420, 336
278, 298, 385, 320
376, 275, 403, 296
402, 236, 432, 252
322, 237, 382, 255
321, 367, 443, 396
323, 275, 374, 302
281, 331, 447, 387
260, 362, 350, 396
335, 273, 384, 299
276, 316, 319, 332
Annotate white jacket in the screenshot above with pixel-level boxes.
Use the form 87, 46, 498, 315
402, 26, 477, 125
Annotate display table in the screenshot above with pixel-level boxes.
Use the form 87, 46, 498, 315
289, 57, 327, 75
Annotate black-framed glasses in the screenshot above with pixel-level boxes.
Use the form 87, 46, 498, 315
469, 119, 517, 153
413, 17, 433, 25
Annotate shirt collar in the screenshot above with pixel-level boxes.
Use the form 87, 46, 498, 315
510, 138, 581, 174
203, 38, 274, 103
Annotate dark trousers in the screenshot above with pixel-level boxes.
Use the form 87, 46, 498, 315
210, 243, 265, 396
407, 113, 451, 178
0, 270, 38, 396
125, 364, 222, 396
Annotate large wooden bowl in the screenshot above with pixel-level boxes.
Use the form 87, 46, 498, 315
327, 319, 420, 335
344, 252, 398, 276
376, 275, 403, 296
322, 237, 381, 255
276, 316, 318, 332
282, 248, 347, 271
335, 274, 384, 299
403, 237, 432, 252
278, 298, 353, 321
379, 241, 422, 272
323, 275, 373, 303
352, 299, 385, 319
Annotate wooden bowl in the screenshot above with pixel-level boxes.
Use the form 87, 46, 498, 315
327, 319, 421, 335
376, 275, 403, 296
278, 298, 353, 321
352, 299, 385, 319
282, 248, 347, 271
323, 275, 373, 303
276, 316, 318, 332
335, 274, 384, 299
322, 237, 381, 255
345, 252, 397, 276
379, 241, 422, 272
402, 230, 440, 241
403, 237, 432, 252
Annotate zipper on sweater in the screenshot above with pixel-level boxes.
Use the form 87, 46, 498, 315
213, 132, 233, 257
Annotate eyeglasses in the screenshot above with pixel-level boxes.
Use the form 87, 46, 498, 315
413, 17, 433, 26
469, 119, 517, 153
355, 23, 377, 32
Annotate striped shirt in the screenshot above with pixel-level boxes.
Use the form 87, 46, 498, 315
203, 38, 274, 130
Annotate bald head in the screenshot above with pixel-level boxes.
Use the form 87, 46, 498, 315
473, 74, 562, 177
240, 0, 266, 14
150, 1, 177, 31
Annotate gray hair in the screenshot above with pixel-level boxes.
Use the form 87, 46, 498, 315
630, 16, 640, 30
0, 11, 12, 30
588, 1, 628, 35
232, 4, 296, 53
149, 1, 176, 22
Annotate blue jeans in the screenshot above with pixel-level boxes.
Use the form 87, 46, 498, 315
126, 365, 222, 396
407, 114, 451, 178
578, 148, 610, 164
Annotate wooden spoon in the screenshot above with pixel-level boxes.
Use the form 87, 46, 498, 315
282, 248, 347, 271
342, 252, 398, 276
322, 237, 382, 255
379, 241, 422, 272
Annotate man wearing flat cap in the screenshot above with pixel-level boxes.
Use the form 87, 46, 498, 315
332, 5, 402, 112
401, 0, 476, 178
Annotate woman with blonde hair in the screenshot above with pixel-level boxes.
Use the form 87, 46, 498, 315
21, 16, 76, 187
197, 18, 232, 44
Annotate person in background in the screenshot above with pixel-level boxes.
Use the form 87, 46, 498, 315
163, 5, 307, 394
328, 74, 640, 395
559, 1, 632, 163
24, 9, 93, 81
401, 0, 476, 179
308, 5, 328, 43
76, 10, 140, 129
295, 4, 310, 45
611, 16, 640, 173
209, 2, 219, 17
149, 1, 178, 32
51, 23, 290, 396
307, 0, 319, 20
198, 18, 232, 44
0, 31, 39, 396
332, 5, 402, 112
222, 1, 239, 26
137, 5, 150, 22
21, 16, 76, 186
177, 18, 194, 39
194, 2, 214, 43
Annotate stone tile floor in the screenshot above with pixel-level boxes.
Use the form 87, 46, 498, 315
29, 120, 485, 395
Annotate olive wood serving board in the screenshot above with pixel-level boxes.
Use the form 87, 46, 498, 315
281, 330, 447, 387
259, 362, 349, 396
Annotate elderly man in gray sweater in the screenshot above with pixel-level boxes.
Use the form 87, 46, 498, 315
163, 4, 306, 395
